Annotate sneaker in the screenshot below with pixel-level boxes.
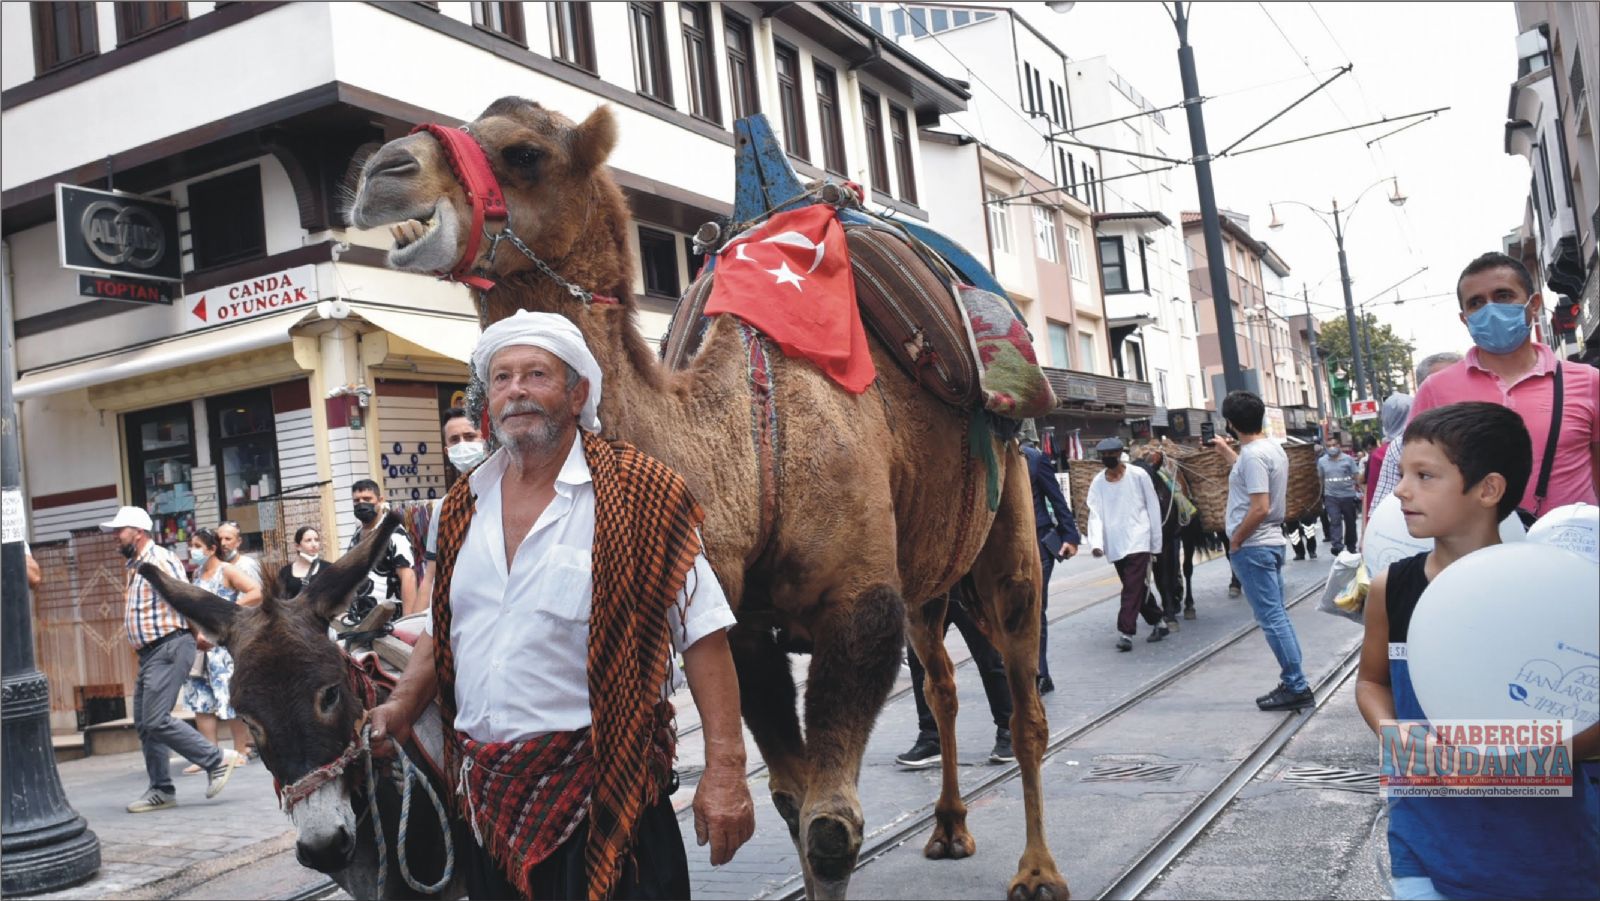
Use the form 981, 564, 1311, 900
989, 729, 1015, 764
895, 736, 941, 769
1183, 607, 1196, 621
1309, 549, 1318, 559
1147, 624, 1169, 643
1116, 635, 1133, 652
1227, 583, 1242, 599
1256, 684, 1315, 712
205, 751, 241, 799
127, 788, 177, 813
1036, 675, 1055, 696
1163, 616, 1180, 634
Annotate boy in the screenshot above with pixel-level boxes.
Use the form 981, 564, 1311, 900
1355, 401, 1599, 899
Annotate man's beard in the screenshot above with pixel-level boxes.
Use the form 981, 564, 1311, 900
493, 399, 565, 454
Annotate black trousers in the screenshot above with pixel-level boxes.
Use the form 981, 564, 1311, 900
456, 793, 689, 900
908, 597, 1013, 739
1037, 531, 1057, 681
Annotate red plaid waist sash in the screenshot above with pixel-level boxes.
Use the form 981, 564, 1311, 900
456, 728, 597, 884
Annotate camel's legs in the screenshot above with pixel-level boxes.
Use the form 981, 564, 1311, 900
969, 445, 1070, 901
904, 587, 978, 862
728, 625, 814, 896
800, 583, 905, 900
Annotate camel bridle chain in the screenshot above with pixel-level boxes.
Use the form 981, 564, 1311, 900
411, 123, 607, 307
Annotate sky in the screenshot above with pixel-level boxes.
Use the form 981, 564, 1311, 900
998, 0, 1530, 361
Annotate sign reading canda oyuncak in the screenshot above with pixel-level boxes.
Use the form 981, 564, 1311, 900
184, 265, 319, 331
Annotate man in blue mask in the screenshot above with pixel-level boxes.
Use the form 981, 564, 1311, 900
1404, 252, 1599, 517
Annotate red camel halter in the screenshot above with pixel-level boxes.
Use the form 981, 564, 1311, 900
408, 123, 618, 305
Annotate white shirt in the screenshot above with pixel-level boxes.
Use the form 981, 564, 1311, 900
423, 434, 736, 743
1085, 465, 1164, 562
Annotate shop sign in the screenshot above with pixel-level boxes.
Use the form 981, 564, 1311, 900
1063, 376, 1098, 401
184, 265, 318, 331
78, 273, 173, 305
1351, 399, 1379, 421
56, 184, 181, 282
1265, 406, 1287, 441
1127, 384, 1154, 406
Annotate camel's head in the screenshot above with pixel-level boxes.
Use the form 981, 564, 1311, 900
347, 97, 619, 292
138, 512, 405, 873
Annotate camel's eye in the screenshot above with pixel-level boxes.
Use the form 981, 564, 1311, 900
318, 684, 340, 715
501, 144, 543, 173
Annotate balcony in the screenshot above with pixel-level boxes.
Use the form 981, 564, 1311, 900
1042, 367, 1156, 417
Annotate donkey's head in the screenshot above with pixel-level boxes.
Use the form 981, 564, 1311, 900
139, 511, 404, 872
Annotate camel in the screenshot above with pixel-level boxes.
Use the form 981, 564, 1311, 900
347, 98, 1067, 900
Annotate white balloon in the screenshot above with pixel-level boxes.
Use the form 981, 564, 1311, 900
1361, 493, 1524, 576
1408, 542, 1599, 730
1526, 503, 1600, 564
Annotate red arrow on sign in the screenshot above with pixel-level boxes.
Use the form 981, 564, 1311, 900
192, 295, 208, 322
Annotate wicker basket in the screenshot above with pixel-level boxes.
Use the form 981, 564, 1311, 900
1284, 443, 1324, 524
1067, 459, 1105, 527
1161, 438, 1324, 532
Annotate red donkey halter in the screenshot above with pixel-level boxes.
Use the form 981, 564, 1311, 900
407, 123, 616, 305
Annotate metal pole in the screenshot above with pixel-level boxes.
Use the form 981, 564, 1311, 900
1303, 286, 1327, 421
1175, 1, 1244, 395
1, 246, 101, 893
1361, 305, 1379, 399
1334, 201, 1367, 400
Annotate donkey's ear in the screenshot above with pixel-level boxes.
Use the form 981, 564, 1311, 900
302, 511, 403, 623
569, 105, 616, 173
138, 563, 239, 647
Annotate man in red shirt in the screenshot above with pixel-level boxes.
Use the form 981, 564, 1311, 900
1407, 252, 1600, 516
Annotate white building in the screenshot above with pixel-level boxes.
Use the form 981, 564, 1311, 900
2, 0, 963, 731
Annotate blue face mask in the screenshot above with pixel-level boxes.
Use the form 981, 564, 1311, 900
1466, 302, 1531, 355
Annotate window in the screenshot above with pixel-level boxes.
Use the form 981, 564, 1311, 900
953, 9, 970, 26
1048, 322, 1072, 369
1066, 225, 1086, 279
1537, 141, 1556, 216
188, 167, 266, 271
1086, 165, 1098, 210
1138, 239, 1150, 291
1067, 152, 1077, 198
31, 2, 97, 74
815, 63, 846, 174
1173, 298, 1188, 336
724, 11, 759, 120
862, 90, 890, 191
930, 8, 948, 31
1191, 374, 1201, 404
1099, 235, 1128, 292
472, 1, 526, 43
630, 1, 671, 103
868, 6, 883, 33
889, 7, 905, 37
1033, 206, 1059, 263
775, 43, 808, 161
680, 2, 719, 123
638, 227, 680, 297
549, 1, 596, 72
1049, 80, 1065, 127
909, 6, 927, 36
1023, 62, 1038, 113
126, 404, 197, 553
1156, 370, 1169, 406
1078, 332, 1097, 372
116, 1, 185, 43
974, 10, 995, 21
209, 388, 281, 551
987, 191, 1013, 254
890, 104, 917, 203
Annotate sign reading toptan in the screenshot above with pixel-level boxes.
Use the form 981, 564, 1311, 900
184, 265, 319, 331
56, 184, 181, 282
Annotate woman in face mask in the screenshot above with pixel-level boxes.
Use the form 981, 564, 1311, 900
180, 528, 263, 774
277, 526, 323, 599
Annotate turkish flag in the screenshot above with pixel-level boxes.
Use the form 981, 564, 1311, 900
705, 204, 875, 394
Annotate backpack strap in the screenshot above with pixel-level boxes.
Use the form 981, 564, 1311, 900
1532, 362, 1563, 516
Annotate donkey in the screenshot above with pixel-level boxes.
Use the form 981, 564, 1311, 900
1130, 456, 1183, 625
138, 512, 459, 900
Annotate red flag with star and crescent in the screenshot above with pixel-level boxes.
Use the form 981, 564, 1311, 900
704, 204, 876, 394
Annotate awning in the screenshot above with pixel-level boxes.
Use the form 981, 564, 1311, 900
349, 303, 478, 364
14, 311, 309, 401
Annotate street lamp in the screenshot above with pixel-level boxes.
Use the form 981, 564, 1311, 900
1269, 177, 1407, 402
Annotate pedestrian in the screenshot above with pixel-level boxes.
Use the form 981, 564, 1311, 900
1403, 252, 1600, 519
1137, 446, 1186, 631
1317, 441, 1363, 555
1085, 437, 1166, 651
1362, 393, 1413, 523
1024, 440, 1079, 694
335, 479, 416, 637
1355, 401, 1599, 899
180, 528, 261, 774
415, 406, 486, 612
1208, 391, 1312, 711
100, 506, 239, 812
277, 525, 324, 598
214, 521, 263, 585
896, 585, 1017, 768
367, 311, 755, 899
1370, 353, 1462, 517
1285, 512, 1318, 561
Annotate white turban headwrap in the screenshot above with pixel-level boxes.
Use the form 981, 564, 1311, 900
471, 310, 603, 433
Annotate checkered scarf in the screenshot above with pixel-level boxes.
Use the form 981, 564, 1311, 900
431, 432, 705, 900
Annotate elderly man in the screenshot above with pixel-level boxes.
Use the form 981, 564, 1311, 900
1369, 352, 1462, 518
1085, 437, 1166, 651
214, 521, 263, 584
101, 506, 239, 812
369, 311, 755, 900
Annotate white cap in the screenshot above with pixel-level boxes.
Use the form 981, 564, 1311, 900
99, 506, 153, 533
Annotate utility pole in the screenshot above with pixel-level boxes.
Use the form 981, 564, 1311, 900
1174, 1, 1244, 395
1332, 201, 1367, 401
1303, 285, 1327, 421
1360, 307, 1379, 399
1, 246, 101, 894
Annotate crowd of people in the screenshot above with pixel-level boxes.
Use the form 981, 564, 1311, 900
74, 250, 1597, 898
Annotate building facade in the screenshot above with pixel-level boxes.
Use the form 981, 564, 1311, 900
1505, 2, 1599, 362
3, 0, 963, 730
